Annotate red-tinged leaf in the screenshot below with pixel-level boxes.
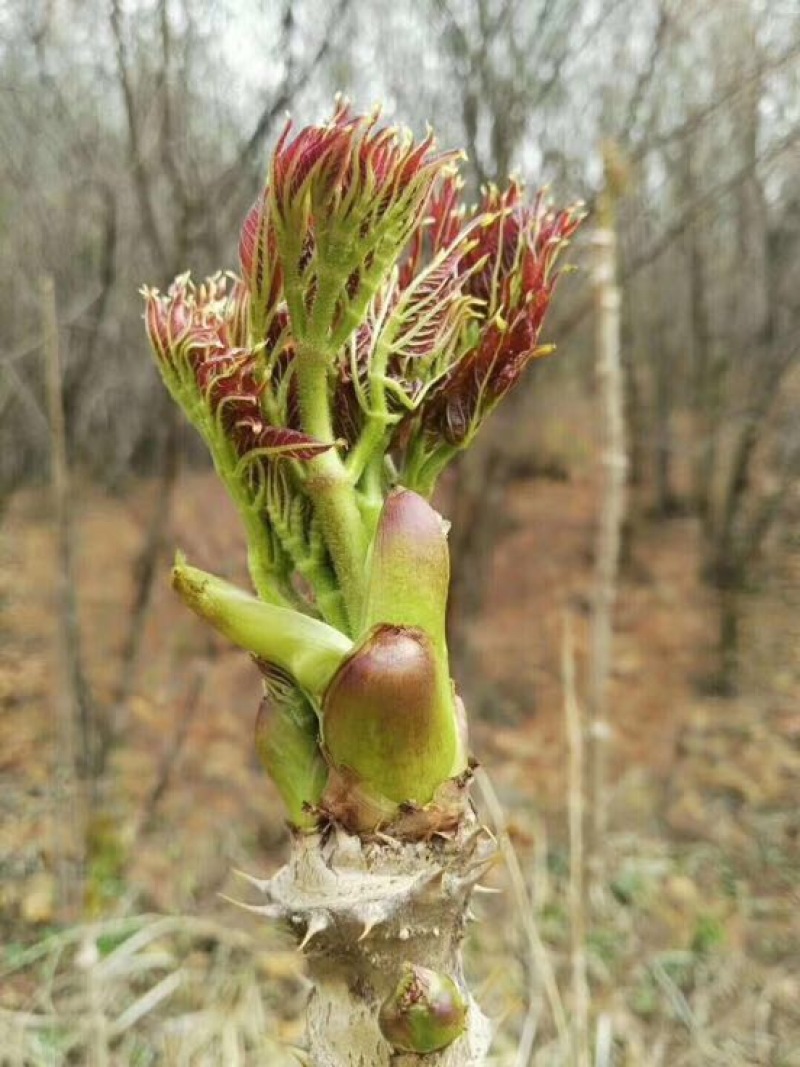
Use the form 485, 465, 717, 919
389, 237, 475, 372
272, 102, 458, 260
407, 188, 583, 449
459, 181, 527, 311
239, 195, 265, 282
419, 309, 545, 447
223, 279, 251, 349
142, 279, 193, 363
244, 426, 337, 462
399, 172, 468, 289
459, 183, 583, 322
195, 349, 332, 461
271, 104, 357, 214
239, 193, 283, 333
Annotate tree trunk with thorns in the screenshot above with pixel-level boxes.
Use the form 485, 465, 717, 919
141, 101, 581, 1061
238, 823, 495, 1065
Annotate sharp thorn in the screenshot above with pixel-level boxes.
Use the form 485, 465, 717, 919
416, 866, 446, 890
357, 921, 377, 943
219, 893, 282, 919
354, 901, 387, 940
299, 913, 329, 951
463, 854, 499, 881
231, 868, 272, 894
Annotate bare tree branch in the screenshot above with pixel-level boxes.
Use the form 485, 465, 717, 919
109, 0, 168, 268
631, 37, 800, 164
214, 0, 351, 202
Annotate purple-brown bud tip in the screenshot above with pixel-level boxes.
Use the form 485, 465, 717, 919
379, 964, 468, 1054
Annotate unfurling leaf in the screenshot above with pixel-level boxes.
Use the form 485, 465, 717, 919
269, 100, 460, 350
172, 556, 352, 700
417, 190, 583, 449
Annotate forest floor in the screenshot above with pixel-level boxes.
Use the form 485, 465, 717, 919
0, 463, 798, 1064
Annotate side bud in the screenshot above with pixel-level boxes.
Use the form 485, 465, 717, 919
379, 964, 468, 1054
322, 625, 456, 807
254, 685, 327, 831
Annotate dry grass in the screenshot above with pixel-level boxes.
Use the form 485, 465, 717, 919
0, 915, 306, 1066
480, 828, 800, 1066
2, 819, 797, 1065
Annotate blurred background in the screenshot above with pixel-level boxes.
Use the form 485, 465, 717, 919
1, 1, 799, 1063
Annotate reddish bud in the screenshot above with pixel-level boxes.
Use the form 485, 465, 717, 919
142, 278, 192, 363
142, 273, 333, 471
415, 190, 583, 447
379, 964, 468, 1054
271, 102, 453, 229
322, 625, 457, 806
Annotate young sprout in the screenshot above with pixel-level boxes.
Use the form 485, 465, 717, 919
142, 100, 582, 835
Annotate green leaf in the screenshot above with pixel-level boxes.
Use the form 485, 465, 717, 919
254, 675, 327, 829
172, 556, 352, 700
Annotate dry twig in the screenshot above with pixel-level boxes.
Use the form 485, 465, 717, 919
475, 768, 569, 1049
42, 273, 94, 919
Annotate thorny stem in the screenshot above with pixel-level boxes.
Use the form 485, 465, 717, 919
236, 823, 495, 1067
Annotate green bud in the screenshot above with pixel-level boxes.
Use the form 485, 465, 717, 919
322, 625, 456, 805
254, 688, 327, 831
379, 964, 468, 1054
172, 554, 352, 701
360, 490, 466, 778
362, 489, 449, 657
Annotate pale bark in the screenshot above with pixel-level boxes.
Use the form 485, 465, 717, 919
238, 819, 495, 1065
588, 226, 626, 856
